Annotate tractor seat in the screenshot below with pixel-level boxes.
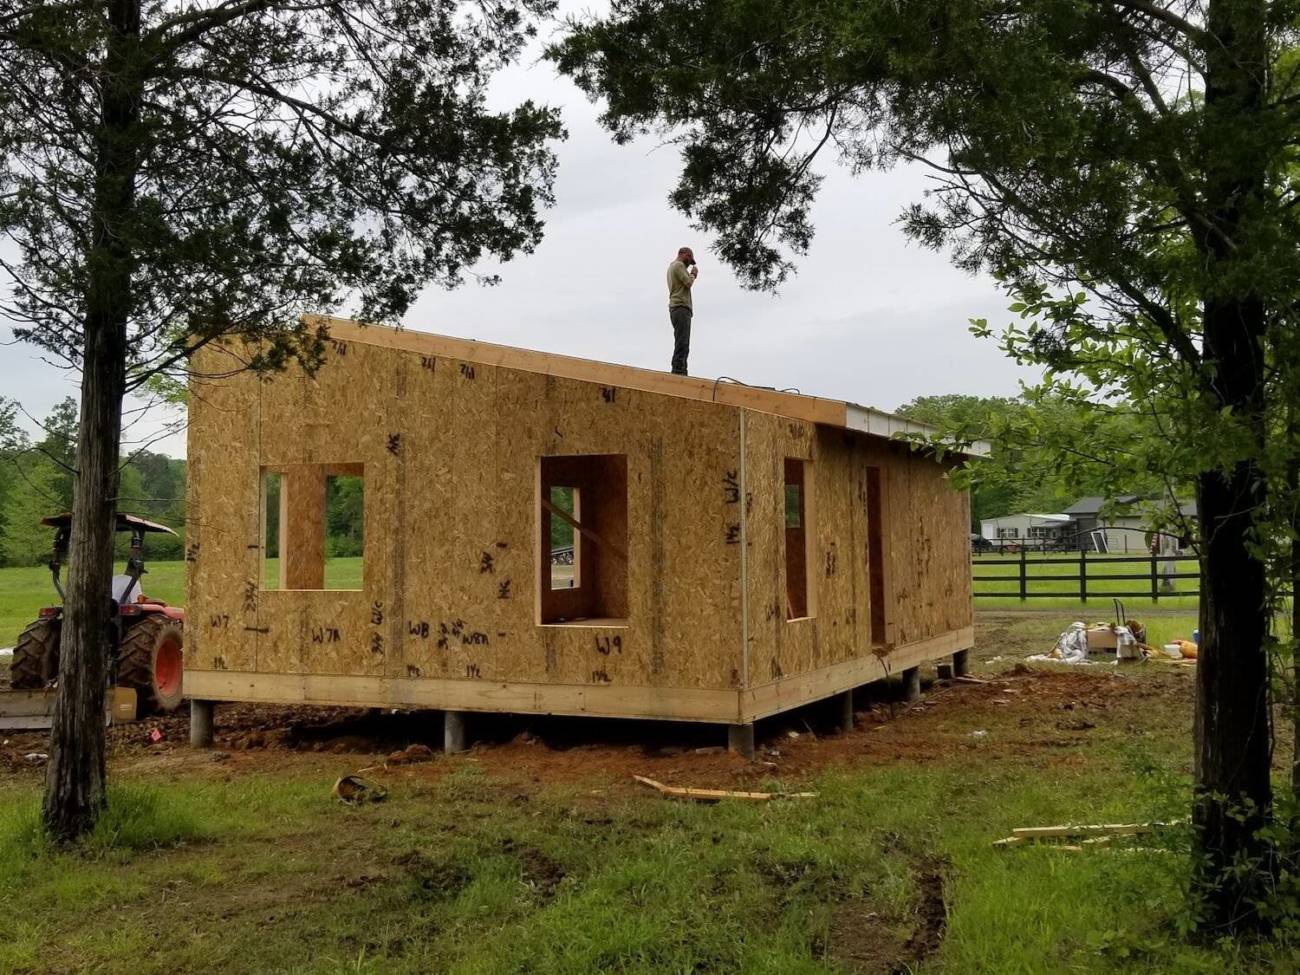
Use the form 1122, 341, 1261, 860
111, 574, 139, 605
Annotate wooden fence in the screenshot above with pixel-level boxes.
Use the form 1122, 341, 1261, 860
972, 550, 1199, 602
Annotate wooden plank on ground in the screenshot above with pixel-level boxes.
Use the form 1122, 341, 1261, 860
633, 775, 816, 802
1010, 821, 1179, 839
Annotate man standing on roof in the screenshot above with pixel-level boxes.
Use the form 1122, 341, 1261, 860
667, 246, 699, 375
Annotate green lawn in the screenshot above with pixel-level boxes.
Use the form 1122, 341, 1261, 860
2, 617, 1294, 973
972, 552, 1201, 612
0, 562, 186, 649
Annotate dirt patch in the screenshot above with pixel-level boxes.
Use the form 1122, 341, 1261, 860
903, 860, 948, 962
0, 666, 1195, 791
1, 614, 1203, 792
826, 858, 948, 975
396, 850, 473, 903
387, 743, 435, 765
500, 838, 567, 899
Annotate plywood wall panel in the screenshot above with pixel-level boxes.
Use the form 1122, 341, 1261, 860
187, 343, 264, 675
189, 335, 745, 705
741, 413, 972, 690
188, 333, 970, 718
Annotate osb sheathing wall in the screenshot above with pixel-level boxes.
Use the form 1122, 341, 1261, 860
186, 337, 746, 710
739, 412, 973, 699
186, 330, 972, 723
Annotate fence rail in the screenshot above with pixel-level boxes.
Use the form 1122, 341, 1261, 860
972, 550, 1199, 602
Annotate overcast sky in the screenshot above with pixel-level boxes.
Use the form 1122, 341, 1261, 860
0, 9, 1040, 459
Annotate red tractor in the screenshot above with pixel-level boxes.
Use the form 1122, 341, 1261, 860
10, 513, 185, 714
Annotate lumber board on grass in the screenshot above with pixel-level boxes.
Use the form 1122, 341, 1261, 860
633, 775, 815, 802
1010, 822, 1177, 839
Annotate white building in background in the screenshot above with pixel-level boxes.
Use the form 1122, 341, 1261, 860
978, 497, 1197, 553
978, 513, 1072, 550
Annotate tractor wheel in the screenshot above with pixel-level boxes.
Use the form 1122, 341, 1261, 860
10, 618, 60, 689
118, 615, 184, 714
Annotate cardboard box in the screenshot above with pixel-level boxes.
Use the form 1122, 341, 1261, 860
1086, 626, 1118, 651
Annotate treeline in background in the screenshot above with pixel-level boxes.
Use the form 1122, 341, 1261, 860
0, 397, 187, 565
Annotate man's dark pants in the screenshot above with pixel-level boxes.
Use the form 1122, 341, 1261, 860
670, 305, 692, 375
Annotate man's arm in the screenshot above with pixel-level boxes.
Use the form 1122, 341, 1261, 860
673, 263, 698, 289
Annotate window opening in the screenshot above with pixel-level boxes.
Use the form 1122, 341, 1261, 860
261, 464, 364, 591
539, 455, 628, 625
548, 486, 580, 590
785, 458, 813, 620
866, 466, 887, 644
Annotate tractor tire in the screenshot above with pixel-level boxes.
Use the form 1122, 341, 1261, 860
118, 615, 184, 714
10, 618, 60, 689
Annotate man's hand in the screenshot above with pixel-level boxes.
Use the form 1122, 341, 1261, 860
689, 264, 699, 278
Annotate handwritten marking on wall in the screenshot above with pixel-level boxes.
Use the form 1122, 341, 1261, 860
723, 470, 740, 504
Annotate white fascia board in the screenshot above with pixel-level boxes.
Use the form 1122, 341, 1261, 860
843, 403, 992, 458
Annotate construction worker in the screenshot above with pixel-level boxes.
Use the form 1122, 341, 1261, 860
667, 246, 699, 375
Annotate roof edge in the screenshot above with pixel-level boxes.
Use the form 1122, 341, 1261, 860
308, 315, 985, 456
844, 404, 991, 459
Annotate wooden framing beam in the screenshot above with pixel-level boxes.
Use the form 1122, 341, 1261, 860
186, 627, 974, 725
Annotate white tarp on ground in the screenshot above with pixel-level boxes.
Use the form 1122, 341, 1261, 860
0, 647, 11, 658
1026, 620, 1136, 666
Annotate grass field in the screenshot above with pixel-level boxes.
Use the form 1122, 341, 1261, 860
972, 552, 1201, 611
1, 613, 1293, 973
4, 553, 1295, 971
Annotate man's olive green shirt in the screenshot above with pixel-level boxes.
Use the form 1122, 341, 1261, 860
667, 260, 695, 309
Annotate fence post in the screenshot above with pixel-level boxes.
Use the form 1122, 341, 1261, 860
1019, 547, 1027, 603
1080, 548, 1087, 604
1151, 552, 1159, 603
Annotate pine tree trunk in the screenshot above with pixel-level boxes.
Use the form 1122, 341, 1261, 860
1190, 0, 1273, 930
1292, 479, 1300, 802
41, 0, 141, 842
1193, 450, 1273, 928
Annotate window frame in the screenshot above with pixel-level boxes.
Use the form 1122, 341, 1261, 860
260, 462, 365, 592
783, 457, 816, 621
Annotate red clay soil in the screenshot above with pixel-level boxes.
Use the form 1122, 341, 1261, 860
0, 665, 1196, 788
